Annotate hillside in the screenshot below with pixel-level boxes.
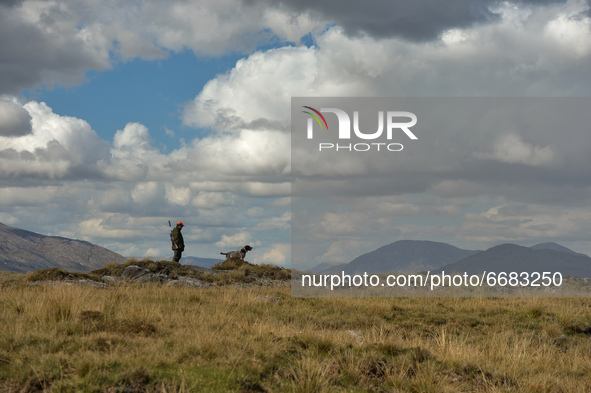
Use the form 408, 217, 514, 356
434, 243, 591, 277
321, 240, 480, 274
0, 222, 125, 273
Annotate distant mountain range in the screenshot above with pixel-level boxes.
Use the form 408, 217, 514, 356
433, 243, 591, 277
316, 240, 591, 278
320, 240, 480, 275
0, 222, 125, 273
5, 220, 590, 278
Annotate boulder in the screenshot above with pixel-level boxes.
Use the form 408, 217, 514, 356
121, 265, 151, 281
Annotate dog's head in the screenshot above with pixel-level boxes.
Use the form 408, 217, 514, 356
243, 245, 253, 252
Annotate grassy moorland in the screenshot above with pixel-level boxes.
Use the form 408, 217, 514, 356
1, 267, 591, 392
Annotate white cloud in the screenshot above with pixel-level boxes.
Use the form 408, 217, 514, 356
476, 134, 556, 166
165, 185, 192, 207
544, 6, 591, 58
216, 232, 256, 249
191, 191, 235, 208
253, 211, 290, 231
189, 129, 291, 176
0, 0, 325, 96
144, 248, 162, 258
259, 242, 290, 265
459, 203, 591, 246
113, 122, 154, 151
79, 215, 137, 240
0, 100, 110, 178
181, 3, 591, 146
317, 239, 365, 264
183, 46, 318, 130
150, 0, 321, 55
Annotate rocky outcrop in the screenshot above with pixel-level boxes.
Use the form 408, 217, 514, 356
110, 265, 287, 288
26, 262, 290, 289
120, 265, 169, 283
117, 265, 212, 287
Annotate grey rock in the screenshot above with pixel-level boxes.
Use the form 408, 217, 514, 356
102, 275, 120, 283
121, 265, 151, 281
135, 273, 169, 283
121, 266, 170, 283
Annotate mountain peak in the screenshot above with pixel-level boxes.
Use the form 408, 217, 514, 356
321, 240, 480, 274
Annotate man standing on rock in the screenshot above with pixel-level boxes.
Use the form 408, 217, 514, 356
171, 221, 185, 263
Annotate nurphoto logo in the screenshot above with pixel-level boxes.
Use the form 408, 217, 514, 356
302, 106, 418, 152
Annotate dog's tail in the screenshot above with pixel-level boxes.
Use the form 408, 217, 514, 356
220, 252, 228, 256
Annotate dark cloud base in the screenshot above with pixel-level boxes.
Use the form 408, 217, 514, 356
250, 0, 566, 41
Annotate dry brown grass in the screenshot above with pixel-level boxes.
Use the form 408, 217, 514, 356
1, 272, 590, 392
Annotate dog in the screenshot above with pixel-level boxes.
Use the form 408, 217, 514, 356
220, 245, 253, 261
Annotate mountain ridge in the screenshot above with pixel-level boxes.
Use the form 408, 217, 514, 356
315, 240, 591, 278
434, 243, 591, 277
0, 222, 126, 273
320, 240, 480, 275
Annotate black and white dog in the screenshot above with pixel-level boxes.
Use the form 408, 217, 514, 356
220, 245, 253, 261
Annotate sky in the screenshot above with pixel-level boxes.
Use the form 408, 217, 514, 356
1, 0, 591, 266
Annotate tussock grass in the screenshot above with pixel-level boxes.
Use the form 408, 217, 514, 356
212, 259, 251, 270
0, 274, 590, 392
25, 267, 102, 283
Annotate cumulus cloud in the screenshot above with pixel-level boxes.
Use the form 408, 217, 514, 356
0, 1, 110, 95
259, 242, 290, 265
140, 0, 321, 56
0, 100, 110, 178
309, 3, 591, 96
189, 130, 290, 177
0, 0, 323, 96
0, 99, 32, 137
183, 46, 318, 131
184, 3, 591, 138
113, 122, 154, 151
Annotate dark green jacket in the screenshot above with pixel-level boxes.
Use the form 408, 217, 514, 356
171, 227, 184, 251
